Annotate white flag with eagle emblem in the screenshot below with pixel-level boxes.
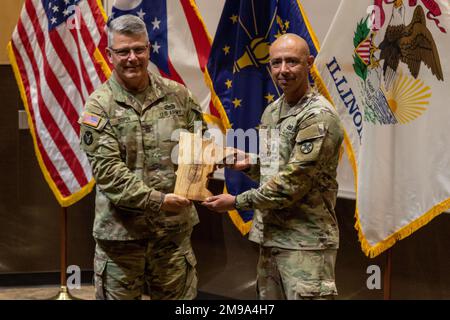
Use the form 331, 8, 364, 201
313, 0, 450, 257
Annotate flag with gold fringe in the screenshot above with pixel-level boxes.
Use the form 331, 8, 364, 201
314, 0, 450, 257
206, 0, 322, 234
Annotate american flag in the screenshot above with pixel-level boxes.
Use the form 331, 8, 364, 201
8, 0, 111, 206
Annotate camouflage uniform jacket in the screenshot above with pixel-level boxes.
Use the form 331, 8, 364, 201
80, 72, 204, 240
235, 90, 344, 250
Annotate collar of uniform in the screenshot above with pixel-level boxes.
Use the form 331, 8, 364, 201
108, 72, 165, 108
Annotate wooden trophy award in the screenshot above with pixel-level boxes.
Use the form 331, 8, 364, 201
174, 132, 237, 201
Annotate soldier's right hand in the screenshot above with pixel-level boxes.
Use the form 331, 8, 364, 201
216, 147, 251, 171
160, 193, 191, 213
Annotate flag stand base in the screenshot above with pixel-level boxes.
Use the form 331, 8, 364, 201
50, 286, 81, 300
49, 208, 82, 300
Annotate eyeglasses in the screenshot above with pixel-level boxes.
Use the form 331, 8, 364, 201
109, 45, 149, 58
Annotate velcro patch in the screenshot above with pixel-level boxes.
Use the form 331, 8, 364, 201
81, 112, 101, 128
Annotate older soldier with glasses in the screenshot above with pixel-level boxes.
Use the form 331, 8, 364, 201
203, 34, 344, 300
79, 14, 205, 300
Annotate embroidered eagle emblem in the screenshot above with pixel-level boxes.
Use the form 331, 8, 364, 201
379, 1, 444, 89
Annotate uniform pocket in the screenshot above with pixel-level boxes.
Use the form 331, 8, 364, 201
295, 279, 337, 298
291, 122, 327, 163
79, 114, 107, 154
182, 249, 198, 299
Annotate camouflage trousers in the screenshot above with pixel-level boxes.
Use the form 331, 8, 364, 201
93, 229, 197, 300
256, 246, 338, 300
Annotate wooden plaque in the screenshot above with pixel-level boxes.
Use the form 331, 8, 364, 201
174, 132, 217, 201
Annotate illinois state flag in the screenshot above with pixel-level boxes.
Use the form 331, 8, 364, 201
8, 0, 110, 207
314, 0, 450, 257
206, 0, 321, 234
110, 0, 223, 127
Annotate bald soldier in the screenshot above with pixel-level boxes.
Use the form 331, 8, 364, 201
203, 34, 344, 300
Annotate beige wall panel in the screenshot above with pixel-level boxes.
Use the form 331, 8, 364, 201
0, 0, 24, 64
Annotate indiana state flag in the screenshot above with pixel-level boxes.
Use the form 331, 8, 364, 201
206, 0, 321, 234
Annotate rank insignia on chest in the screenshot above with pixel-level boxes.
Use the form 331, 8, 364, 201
300, 141, 313, 154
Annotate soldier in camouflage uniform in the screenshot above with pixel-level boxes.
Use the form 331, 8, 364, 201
203, 34, 344, 300
79, 15, 205, 300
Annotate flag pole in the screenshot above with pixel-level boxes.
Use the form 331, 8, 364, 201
50, 206, 80, 300
383, 248, 392, 300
